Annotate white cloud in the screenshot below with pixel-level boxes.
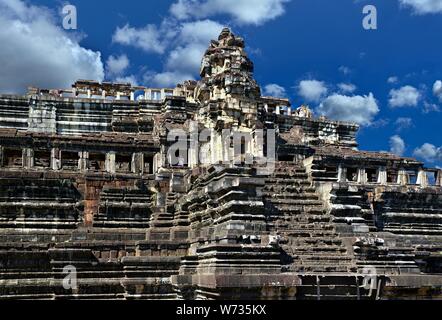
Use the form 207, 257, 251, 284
399, 0, 442, 14
432, 80, 442, 102
388, 85, 421, 108
395, 117, 413, 131
106, 54, 129, 77
298, 80, 328, 103
263, 84, 286, 97
413, 143, 442, 163
0, 0, 104, 94
112, 21, 177, 54
338, 66, 351, 75
337, 83, 357, 94
370, 118, 390, 128
165, 20, 224, 74
390, 135, 406, 156
388, 76, 399, 84
423, 101, 441, 113
317, 93, 379, 126
144, 71, 194, 88
113, 19, 223, 87
170, 0, 290, 25
115, 75, 138, 86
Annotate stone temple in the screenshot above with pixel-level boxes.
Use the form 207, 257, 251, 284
0, 28, 441, 300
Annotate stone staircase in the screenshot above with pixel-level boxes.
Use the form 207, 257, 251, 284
93, 186, 153, 228
263, 162, 356, 273
330, 184, 377, 234
375, 190, 442, 235
0, 176, 82, 229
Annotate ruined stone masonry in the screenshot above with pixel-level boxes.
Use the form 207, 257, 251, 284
0, 28, 441, 300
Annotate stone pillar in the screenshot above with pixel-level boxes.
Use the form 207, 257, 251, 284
101, 90, 106, 99
130, 92, 135, 101
437, 170, 442, 187
116, 92, 121, 100
287, 107, 292, 116
87, 89, 92, 98
357, 168, 367, 184
105, 152, 116, 174
78, 151, 89, 172
377, 167, 387, 184
132, 152, 144, 174
337, 165, 347, 183
417, 169, 428, 188
22, 148, 34, 169
275, 106, 281, 115
153, 153, 164, 174
51, 148, 61, 171
397, 169, 409, 185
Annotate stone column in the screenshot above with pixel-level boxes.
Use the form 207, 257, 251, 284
105, 152, 116, 174
78, 151, 89, 172
357, 168, 367, 184
101, 90, 106, 99
436, 170, 442, 187
0, 146, 3, 167
287, 107, 292, 116
275, 106, 281, 115
132, 152, 144, 174
153, 153, 165, 173
397, 169, 409, 185
22, 148, 34, 169
377, 167, 387, 184
130, 92, 135, 101
51, 148, 61, 171
337, 165, 347, 183
87, 89, 92, 98
417, 169, 428, 188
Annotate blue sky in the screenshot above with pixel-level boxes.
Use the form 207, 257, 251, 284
0, 0, 441, 168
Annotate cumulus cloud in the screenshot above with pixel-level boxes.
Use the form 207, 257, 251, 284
170, 0, 291, 25
114, 75, 138, 86
338, 83, 357, 94
433, 80, 442, 102
165, 20, 224, 74
317, 93, 379, 126
413, 143, 442, 163
113, 19, 223, 87
388, 76, 399, 84
423, 101, 441, 113
395, 117, 414, 131
388, 85, 421, 108
106, 54, 130, 77
112, 21, 176, 54
143, 71, 194, 88
298, 80, 328, 103
390, 135, 406, 156
263, 84, 286, 97
0, 0, 104, 94
399, 0, 442, 14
